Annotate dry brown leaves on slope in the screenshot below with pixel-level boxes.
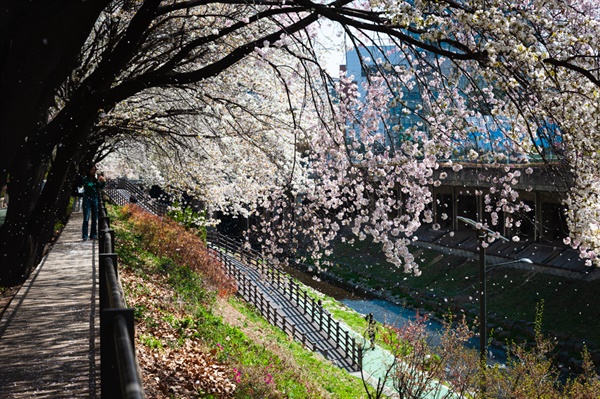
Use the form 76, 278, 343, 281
138, 339, 235, 398
121, 267, 237, 398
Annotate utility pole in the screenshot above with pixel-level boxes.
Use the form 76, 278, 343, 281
478, 229, 487, 363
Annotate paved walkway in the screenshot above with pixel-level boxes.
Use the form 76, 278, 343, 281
0, 212, 99, 398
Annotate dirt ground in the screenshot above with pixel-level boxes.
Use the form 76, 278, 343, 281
0, 285, 21, 320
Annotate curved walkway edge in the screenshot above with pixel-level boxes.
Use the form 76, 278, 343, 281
0, 212, 100, 399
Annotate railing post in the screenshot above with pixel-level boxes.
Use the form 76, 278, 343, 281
101, 308, 136, 398
303, 291, 308, 313
265, 300, 271, 323
99, 228, 115, 254
259, 292, 264, 314
345, 330, 350, 353
317, 299, 327, 332
99, 253, 118, 310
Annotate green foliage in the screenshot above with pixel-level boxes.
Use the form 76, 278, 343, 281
139, 334, 164, 349
160, 259, 209, 305
484, 318, 600, 398
53, 220, 65, 233
167, 201, 208, 243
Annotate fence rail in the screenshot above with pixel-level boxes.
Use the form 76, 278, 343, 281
216, 253, 321, 352
207, 231, 360, 368
98, 194, 145, 399
105, 179, 168, 215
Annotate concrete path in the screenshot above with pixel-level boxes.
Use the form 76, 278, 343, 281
0, 212, 99, 398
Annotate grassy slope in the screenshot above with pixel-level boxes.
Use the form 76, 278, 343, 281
111, 206, 374, 399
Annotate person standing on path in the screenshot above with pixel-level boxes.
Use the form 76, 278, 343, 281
365, 312, 377, 350
81, 164, 105, 240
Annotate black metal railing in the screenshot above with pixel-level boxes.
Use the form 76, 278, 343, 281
104, 179, 168, 216
216, 253, 320, 351
207, 231, 360, 368
98, 194, 145, 399
98, 192, 360, 371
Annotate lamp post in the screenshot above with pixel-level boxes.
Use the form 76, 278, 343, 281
458, 217, 535, 393
457, 216, 534, 363
457, 216, 508, 363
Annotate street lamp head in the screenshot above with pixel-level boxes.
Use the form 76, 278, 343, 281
489, 258, 534, 268
457, 216, 478, 227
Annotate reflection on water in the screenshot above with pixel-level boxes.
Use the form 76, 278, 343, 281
342, 298, 444, 349
342, 298, 443, 331
342, 298, 506, 363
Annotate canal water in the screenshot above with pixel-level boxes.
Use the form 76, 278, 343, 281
282, 262, 444, 327
282, 263, 507, 363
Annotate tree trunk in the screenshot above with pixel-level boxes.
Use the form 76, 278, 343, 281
0, 147, 52, 285
0, 104, 98, 286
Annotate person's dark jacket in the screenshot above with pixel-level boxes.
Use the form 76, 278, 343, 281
81, 176, 105, 198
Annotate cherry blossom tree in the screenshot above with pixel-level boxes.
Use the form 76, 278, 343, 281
100, 48, 319, 216
255, 0, 600, 272
2, 0, 600, 285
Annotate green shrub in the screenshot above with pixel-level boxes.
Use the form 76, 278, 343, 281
167, 201, 208, 243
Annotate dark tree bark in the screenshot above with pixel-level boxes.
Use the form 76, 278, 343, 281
0, 0, 109, 187
0, 0, 327, 285
0, 0, 108, 285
